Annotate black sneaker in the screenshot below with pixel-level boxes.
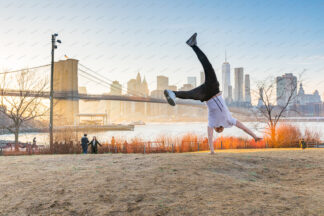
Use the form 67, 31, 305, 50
164, 89, 176, 106
186, 33, 197, 47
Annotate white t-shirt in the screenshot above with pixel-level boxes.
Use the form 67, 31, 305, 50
206, 94, 237, 128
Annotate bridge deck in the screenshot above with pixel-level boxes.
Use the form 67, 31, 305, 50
0, 89, 204, 105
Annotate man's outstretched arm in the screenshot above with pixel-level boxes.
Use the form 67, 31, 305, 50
235, 120, 262, 141
208, 126, 215, 154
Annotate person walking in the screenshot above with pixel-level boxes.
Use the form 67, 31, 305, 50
81, 134, 89, 154
89, 136, 102, 154
164, 33, 262, 154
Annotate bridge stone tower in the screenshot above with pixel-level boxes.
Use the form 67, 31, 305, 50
53, 59, 79, 126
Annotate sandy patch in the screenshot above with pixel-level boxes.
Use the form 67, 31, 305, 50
1, 149, 324, 215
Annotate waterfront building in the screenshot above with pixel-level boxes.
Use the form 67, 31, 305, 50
244, 74, 251, 104
276, 73, 297, 106
187, 76, 197, 88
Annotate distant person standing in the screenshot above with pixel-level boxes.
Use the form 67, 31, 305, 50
81, 134, 89, 154
300, 138, 306, 149
89, 136, 102, 154
32, 137, 37, 154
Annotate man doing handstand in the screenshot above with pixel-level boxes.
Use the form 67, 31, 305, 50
164, 33, 262, 154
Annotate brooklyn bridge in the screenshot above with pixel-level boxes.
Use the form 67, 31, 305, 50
0, 58, 252, 127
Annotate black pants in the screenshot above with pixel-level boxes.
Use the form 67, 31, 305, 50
174, 45, 220, 102
91, 146, 98, 154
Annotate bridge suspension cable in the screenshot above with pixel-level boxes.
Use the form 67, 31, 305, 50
79, 64, 129, 92
78, 69, 116, 90
79, 64, 142, 96
78, 68, 156, 99
78, 64, 150, 97
0, 64, 51, 75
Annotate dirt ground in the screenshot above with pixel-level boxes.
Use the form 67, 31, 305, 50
1, 149, 324, 216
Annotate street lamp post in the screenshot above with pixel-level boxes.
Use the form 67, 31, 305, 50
50, 33, 61, 151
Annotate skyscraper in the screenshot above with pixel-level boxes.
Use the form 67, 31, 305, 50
187, 76, 197, 88
234, 67, 244, 102
127, 79, 137, 96
157, 75, 169, 91
200, 71, 205, 85
142, 77, 149, 96
179, 84, 193, 91
244, 74, 251, 104
167, 85, 176, 91
227, 85, 233, 103
110, 81, 122, 95
126, 73, 150, 118
276, 73, 297, 106
222, 52, 231, 99
127, 73, 149, 96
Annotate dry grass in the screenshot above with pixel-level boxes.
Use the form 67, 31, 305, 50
2, 124, 321, 156
1, 149, 324, 215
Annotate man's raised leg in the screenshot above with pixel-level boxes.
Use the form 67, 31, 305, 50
186, 33, 217, 83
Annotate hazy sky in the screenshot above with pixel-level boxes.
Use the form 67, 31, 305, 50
1, 0, 324, 98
